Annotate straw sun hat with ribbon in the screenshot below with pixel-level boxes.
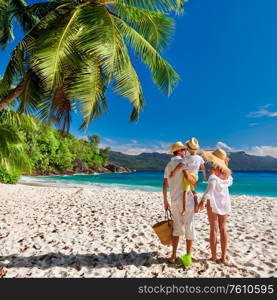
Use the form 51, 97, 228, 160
201, 149, 232, 174
186, 137, 200, 151
167, 141, 187, 154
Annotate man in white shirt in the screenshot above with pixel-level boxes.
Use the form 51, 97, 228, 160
163, 142, 197, 264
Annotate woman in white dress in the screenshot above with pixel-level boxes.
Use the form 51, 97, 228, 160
198, 149, 233, 264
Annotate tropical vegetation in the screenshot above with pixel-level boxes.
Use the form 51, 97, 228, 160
0, 0, 186, 181
0, 108, 110, 183
0, 0, 185, 130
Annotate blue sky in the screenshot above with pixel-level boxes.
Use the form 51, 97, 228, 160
1, 0, 277, 156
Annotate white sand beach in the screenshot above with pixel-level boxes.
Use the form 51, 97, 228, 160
0, 183, 276, 278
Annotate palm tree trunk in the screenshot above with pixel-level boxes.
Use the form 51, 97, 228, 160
0, 75, 29, 111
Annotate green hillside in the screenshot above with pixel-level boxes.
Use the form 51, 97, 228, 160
109, 150, 277, 171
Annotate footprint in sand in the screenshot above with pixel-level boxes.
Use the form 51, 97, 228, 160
241, 261, 255, 268
263, 262, 276, 268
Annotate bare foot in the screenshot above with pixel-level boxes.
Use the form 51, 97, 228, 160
167, 256, 178, 264
209, 257, 216, 262
181, 210, 186, 216
220, 256, 228, 264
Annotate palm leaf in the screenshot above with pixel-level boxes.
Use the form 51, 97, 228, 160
10, 0, 38, 32
0, 125, 21, 157
76, 4, 130, 82
113, 0, 187, 14
0, 41, 26, 93
26, 1, 72, 19
0, 123, 31, 172
17, 70, 46, 115
31, 5, 82, 91
111, 37, 144, 120
113, 62, 144, 121
114, 16, 179, 95
0, 0, 75, 94
0, 144, 31, 172
0, 1, 14, 49
50, 83, 72, 132
69, 58, 107, 129
0, 109, 37, 131
111, 3, 174, 51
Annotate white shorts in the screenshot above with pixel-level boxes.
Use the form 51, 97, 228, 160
171, 200, 195, 240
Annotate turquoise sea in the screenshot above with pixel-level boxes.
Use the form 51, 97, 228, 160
20, 170, 277, 197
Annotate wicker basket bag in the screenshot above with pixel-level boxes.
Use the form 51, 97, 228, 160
152, 210, 173, 246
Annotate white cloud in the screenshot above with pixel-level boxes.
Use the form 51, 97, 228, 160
103, 138, 117, 144
214, 142, 277, 158
216, 141, 233, 152
248, 146, 277, 158
99, 138, 171, 155
261, 104, 273, 108
248, 104, 277, 118
99, 137, 277, 159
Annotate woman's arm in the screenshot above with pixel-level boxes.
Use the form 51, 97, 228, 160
198, 178, 217, 210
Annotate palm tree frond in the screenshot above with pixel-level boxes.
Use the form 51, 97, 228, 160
69, 59, 107, 129
0, 42, 26, 94
115, 16, 179, 95
31, 5, 81, 90
0, 125, 21, 158
50, 84, 72, 132
0, 2, 14, 49
112, 42, 144, 121
17, 70, 45, 115
111, 3, 175, 51
10, 0, 38, 32
0, 109, 37, 133
27, 1, 72, 19
76, 4, 130, 82
113, 0, 187, 14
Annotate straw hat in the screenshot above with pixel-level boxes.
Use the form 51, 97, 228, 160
186, 137, 200, 150
201, 149, 231, 174
167, 141, 187, 154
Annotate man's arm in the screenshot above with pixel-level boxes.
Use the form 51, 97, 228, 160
163, 178, 171, 210
200, 164, 207, 181
169, 162, 185, 177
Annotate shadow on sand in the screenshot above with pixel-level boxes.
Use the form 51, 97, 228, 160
0, 251, 168, 270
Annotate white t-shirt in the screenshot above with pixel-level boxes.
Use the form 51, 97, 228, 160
184, 154, 205, 174
164, 156, 187, 203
